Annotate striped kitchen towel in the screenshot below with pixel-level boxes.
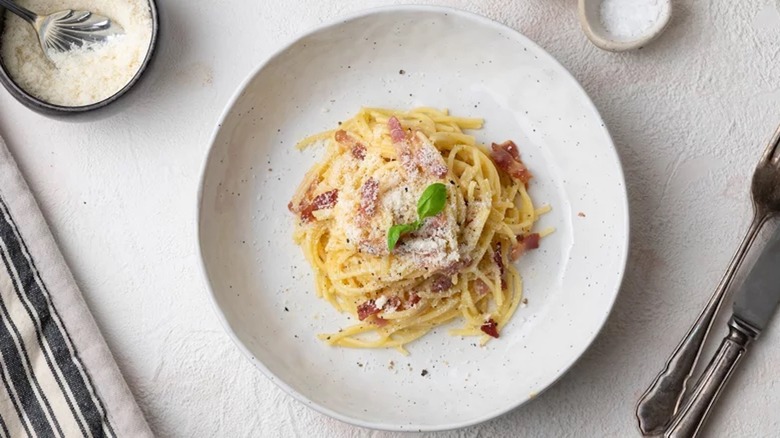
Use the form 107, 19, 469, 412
0, 136, 152, 437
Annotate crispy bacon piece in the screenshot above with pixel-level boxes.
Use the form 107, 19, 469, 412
493, 243, 505, 276
360, 296, 403, 323
334, 129, 351, 144
525, 233, 540, 250
357, 300, 380, 321
288, 180, 317, 215
493, 243, 506, 289
359, 178, 379, 220
425, 213, 447, 229
474, 279, 490, 296
388, 116, 407, 143
289, 179, 337, 223
311, 190, 338, 210
440, 258, 470, 277
412, 133, 448, 178
481, 319, 499, 338
407, 293, 421, 308
388, 117, 416, 175
351, 144, 366, 160
496, 140, 520, 160
335, 130, 366, 160
491, 142, 532, 185
415, 149, 447, 177
299, 189, 338, 222
389, 117, 448, 177
404, 214, 446, 244
386, 296, 402, 311
430, 275, 453, 293
510, 233, 541, 261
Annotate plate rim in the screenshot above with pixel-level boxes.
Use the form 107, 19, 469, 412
196, 4, 631, 432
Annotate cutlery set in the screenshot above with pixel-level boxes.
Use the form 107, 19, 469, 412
636, 125, 780, 437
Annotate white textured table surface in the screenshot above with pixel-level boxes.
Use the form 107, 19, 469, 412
2, 0, 780, 436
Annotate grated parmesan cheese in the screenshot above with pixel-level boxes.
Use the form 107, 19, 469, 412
0, 0, 152, 106
326, 126, 462, 280
374, 295, 388, 309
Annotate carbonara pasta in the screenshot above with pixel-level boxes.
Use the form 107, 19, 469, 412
288, 107, 550, 354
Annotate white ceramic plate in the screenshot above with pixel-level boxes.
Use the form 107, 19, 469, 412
198, 5, 629, 432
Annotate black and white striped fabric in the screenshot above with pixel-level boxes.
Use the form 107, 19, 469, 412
0, 137, 151, 437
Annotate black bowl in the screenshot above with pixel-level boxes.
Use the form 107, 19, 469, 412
0, 0, 159, 118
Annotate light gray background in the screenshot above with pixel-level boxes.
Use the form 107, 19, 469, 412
1, 0, 779, 436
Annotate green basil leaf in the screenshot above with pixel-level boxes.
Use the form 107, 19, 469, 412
387, 222, 419, 251
387, 183, 448, 251
417, 183, 447, 220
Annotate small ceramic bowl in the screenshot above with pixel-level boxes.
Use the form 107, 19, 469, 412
0, 0, 159, 117
578, 0, 671, 52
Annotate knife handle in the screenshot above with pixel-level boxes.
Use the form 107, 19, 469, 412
664, 318, 757, 438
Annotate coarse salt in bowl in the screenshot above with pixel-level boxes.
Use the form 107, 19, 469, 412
578, 0, 671, 52
0, 0, 159, 116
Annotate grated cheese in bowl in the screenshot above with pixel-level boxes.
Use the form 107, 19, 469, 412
0, 0, 153, 107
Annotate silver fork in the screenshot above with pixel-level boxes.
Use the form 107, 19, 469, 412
635, 124, 780, 435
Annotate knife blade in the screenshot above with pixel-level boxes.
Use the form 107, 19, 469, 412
733, 225, 780, 333
665, 225, 780, 438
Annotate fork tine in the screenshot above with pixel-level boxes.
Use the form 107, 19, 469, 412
762, 123, 780, 165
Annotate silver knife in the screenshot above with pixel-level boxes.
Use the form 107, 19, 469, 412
664, 225, 780, 438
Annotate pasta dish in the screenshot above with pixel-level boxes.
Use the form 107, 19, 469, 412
288, 107, 550, 353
